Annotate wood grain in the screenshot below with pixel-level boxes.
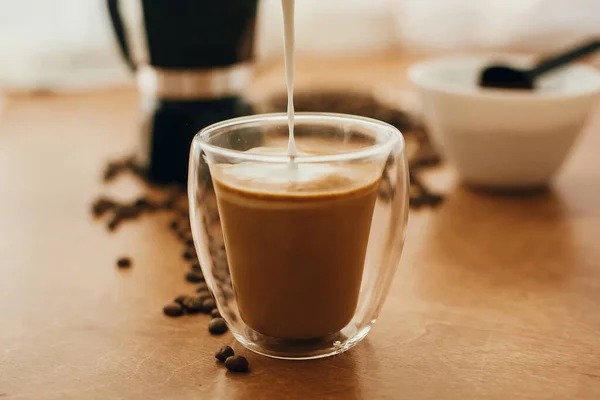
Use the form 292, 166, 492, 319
1, 54, 600, 399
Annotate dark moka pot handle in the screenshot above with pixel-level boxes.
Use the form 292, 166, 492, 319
107, 0, 136, 71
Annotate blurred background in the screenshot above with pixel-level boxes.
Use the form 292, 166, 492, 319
1, 0, 599, 92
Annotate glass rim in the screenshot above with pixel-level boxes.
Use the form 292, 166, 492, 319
194, 112, 404, 163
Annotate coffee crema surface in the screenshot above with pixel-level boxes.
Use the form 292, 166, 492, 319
212, 149, 381, 339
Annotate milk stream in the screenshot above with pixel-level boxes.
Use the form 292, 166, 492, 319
281, 0, 297, 163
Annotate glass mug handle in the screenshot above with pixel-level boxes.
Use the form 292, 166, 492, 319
352, 141, 410, 329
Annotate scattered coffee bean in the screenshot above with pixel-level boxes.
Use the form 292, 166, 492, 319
134, 197, 155, 211
209, 241, 225, 254
215, 345, 234, 362
185, 271, 204, 283
423, 193, 443, 207
161, 195, 178, 210
410, 140, 441, 168
202, 298, 216, 313
195, 289, 211, 300
103, 162, 120, 182
106, 205, 141, 231
163, 302, 184, 317
116, 257, 131, 268
92, 198, 115, 218
103, 157, 144, 182
116, 205, 140, 220
174, 295, 190, 306
112, 157, 145, 180
107, 217, 120, 231
212, 267, 229, 283
169, 220, 179, 230
409, 196, 424, 209
196, 282, 208, 292
224, 355, 249, 373
183, 250, 196, 261
183, 296, 204, 314
123, 157, 138, 172
185, 238, 195, 247
208, 318, 228, 335
190, 263, 202, 273
211, 308, 221, 318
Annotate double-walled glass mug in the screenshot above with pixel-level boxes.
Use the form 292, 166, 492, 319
188, 113, 409, 360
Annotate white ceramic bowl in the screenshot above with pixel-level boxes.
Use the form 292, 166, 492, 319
408, 55, 600, 188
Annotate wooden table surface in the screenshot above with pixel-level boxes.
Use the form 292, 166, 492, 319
1, 54, 600, 399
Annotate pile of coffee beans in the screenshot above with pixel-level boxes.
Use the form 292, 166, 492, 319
103, 156, 145, 182
91, 191, 182, 232
256, 90, 444, 209
161, 290, 224, 323
215, 346, 249, 373
91, 159, 228, 336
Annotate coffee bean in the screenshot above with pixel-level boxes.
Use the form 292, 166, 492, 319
209, 318, 228, 335
211, 308, 221, 318
209, 241, 225, 254
224, 355, 249, 373
123, 157, 138, 171
409, 196, 424, 209
183, 250, 197, 261
106, 205, 139, 231
190, 263, 202, 273
103, 163, 121, 182
423, 193, 443, 207
161, 195, 178, 210
134, 197, 155, 211
122, 157, 146, 180
409, 182, 421, 198
92, 198, 115, 218
183, 296, 204, 314
107, 217, 120, 231
102, 157, 146, 182
116, 205, 140, 219
169, 220, 179, 230
163, 302, 184, 317
116, 257, 131, 268
185, 271, 204, 283
215, 345, 234, 362
212, 267, 229, 283
196, 289, 211, 300
174, 295, 190, 306
185, 238, 195, 247
195, 282, 208, 292
202, 298, 216, 313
